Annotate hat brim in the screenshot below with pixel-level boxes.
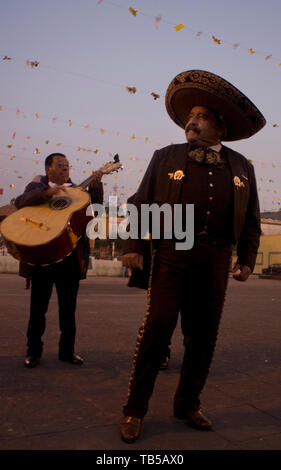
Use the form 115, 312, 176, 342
165, 70, 266, 141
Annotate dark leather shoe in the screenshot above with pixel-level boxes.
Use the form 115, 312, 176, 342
120, 416, 143, 443
24, 355, 40, 368
59, 353, 84, 365
174, 408, 212, 430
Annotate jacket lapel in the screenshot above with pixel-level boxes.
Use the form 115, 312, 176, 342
223, 145, 250, 240
165, 143, 189, 204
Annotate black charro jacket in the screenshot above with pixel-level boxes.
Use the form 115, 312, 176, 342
124, 143, 261, 272
15, 175, 103, 280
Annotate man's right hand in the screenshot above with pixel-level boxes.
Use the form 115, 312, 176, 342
44, 186, 66, 198
121, 253, 143, 270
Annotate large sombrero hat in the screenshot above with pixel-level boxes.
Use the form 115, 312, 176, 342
165, 70, 266, 141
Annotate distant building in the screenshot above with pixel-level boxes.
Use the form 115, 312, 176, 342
261, 218, 281, 235
260, 209, 281, 221
254, 216, 281, 275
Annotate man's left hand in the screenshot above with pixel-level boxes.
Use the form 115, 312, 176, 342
232, 263, 251, 282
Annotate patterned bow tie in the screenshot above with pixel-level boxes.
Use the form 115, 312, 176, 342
188, 146, 225, 168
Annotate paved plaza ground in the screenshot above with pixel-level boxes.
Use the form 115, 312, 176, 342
0, 274, 281, 452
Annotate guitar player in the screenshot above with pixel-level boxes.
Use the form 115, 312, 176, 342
15, 153, 103, 368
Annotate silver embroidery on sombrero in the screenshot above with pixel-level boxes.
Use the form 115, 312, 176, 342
127, 248, 156, 400
165, 70, 266, 141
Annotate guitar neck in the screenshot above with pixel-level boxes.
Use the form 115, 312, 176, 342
79, 173, 100, 190
78, 155, 121, 189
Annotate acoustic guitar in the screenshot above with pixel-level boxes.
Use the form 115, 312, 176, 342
1, 154, 122, 266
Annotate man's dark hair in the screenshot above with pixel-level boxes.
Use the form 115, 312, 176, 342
45, 153, 67, 169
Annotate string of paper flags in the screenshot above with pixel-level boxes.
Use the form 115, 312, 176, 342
1, 48, 280, 109
0, 102, 280, 175
1, 121, 281, 200
0, 103, 279, 154
0, 103, 172, 148
1, 54, 161, 101
97, 0, 281, 67
1, 1, 281, 106
1, 50, 279, 130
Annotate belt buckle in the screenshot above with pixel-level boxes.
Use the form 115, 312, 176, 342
197, 231, 209, 247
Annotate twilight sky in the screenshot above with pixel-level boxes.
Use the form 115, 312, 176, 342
0, 0, 280, 211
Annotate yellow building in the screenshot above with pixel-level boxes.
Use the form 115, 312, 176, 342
254, 219, 281, 275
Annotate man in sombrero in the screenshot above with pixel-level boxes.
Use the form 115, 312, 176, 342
120, 70, 266, 442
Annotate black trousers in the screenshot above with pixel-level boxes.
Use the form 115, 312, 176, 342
27, 254, 80, 357
124, 240, 232, 418
163, 310, 189, 359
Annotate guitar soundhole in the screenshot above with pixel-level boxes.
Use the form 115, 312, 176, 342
49, 196, 72, 210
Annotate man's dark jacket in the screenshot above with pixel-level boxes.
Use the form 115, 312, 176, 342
124, 142, 261, 273
15, 175, 103, 280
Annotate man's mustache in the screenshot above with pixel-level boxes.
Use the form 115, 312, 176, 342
185, 124, 200, 134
